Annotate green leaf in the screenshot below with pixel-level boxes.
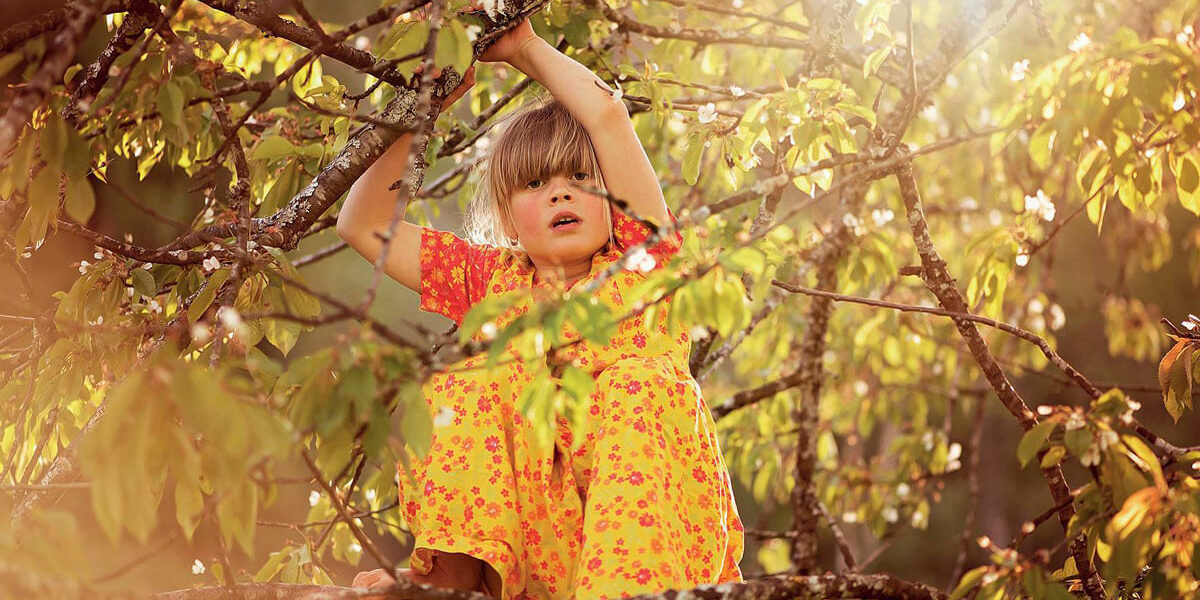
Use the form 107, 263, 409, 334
862, 45, 892, 78
949, 566, 988, 600
1018, 419, 1056, 467
1166, 344, 1194, 422
1029, 123, 1054, 170
175, 478, 204, 540
400, 382, 432, 459
132, 267, 157, 297
1039, 445, 1066, 468
187, 268, 232, 323
251, 136, 301, 162
64, 174, 96, 223
682, 132, 705, 185
18, 164, 63, 252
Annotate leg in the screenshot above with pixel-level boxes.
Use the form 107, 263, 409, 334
398, 356, 534, 600
571, 357, 741, 600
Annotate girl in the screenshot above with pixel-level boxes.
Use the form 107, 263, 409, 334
338, 13, 744, 600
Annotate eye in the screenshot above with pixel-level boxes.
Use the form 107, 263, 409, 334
570, 172, 589, 181
526, 179, 544, 189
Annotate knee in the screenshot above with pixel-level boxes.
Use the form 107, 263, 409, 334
593, 358, 676, 418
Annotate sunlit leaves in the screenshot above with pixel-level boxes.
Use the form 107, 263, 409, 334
1158, 338, 1200, 422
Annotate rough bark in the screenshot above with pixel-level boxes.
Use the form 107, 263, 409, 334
894, 161, 1105, 600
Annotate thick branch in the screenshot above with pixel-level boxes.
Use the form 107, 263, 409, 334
0, 0, 101, 152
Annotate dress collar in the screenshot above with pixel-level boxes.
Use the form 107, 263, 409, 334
517, 244, 623, 292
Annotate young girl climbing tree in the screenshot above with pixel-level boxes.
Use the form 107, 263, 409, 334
337, 7, 745, 600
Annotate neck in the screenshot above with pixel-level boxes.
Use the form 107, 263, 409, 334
532, 255, 593, 287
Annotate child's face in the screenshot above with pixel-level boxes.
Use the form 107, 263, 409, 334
503, 170, 610, 269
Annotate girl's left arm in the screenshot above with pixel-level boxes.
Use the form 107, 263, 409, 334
489, 25, 671, 228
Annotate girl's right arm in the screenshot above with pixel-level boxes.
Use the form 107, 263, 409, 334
336, 132, 425, 294
336, 66, 475, 294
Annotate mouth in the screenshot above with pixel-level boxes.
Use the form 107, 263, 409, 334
548, 211, 582, 231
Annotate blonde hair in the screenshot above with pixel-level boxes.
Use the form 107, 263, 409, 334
463, 98, 615, 254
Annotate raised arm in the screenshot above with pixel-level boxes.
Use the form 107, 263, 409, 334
482, 21, 671, 228
336, 66, 475, 293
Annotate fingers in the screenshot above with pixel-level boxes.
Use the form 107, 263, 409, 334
352, 568, 390, 589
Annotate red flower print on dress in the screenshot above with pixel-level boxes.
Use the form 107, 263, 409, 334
399, 204, 746, 598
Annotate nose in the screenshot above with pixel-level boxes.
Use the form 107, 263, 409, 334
549, 176, 573, 204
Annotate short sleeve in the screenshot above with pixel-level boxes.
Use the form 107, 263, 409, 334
611, 204, 684, 270
418, 227, 502, 325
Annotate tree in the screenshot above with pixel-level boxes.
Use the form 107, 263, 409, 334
2, 0, 1199, 598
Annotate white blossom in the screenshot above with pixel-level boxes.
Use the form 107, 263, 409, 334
690, 325, 711, 341
947, 442, 962, 462
1097, 429, 1119, 451
896, 482, 910, 497
433, 406, 455, 428
365, 489, 377, 502
148, 298, 163, 314
841, 511, 859, 523
1028, 298, 1045, 314
911, 509, 927, 528
218, 304, 243, 333
1048, 304, 1066, 330
1037, 405, 1054, 416
93, 251, 104, 260
308, 490, 321, 507
871, 208, 894, 226
481, 321, 498, 340
1024, 189, 1056, 222
1015, 250, 1030, 267
1065, 412, 1086, 431
882, 506, 899, 523
921, 431, 935, 451
1068, 32, 1092, 53
349, 542, 363, 554
192, 559, 206, 575
1174, 91, 1187, 112
191, 322, 212, 343
697, 102, 718, 124
202, 256, 220, 272
1177, 25, 1195, 45
1080, 445, 1102, 467
729, 85, 746, 98
853, 380, 869, 396
354, 35, 370, 51
1010, 59, 1031, 82
611, 82, 623, 103
626, 246, 657, 273
481, 0, 506, 20
988, 209, 1003, 226
78, 260, 91, 275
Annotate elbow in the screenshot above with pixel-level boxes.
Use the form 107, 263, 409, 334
335, 215, 358, 243
588, 96, 632, 130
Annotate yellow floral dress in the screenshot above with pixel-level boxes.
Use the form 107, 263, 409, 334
398, 206, 744, 600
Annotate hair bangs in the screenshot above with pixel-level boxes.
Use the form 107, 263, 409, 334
486, 101, 601, 205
